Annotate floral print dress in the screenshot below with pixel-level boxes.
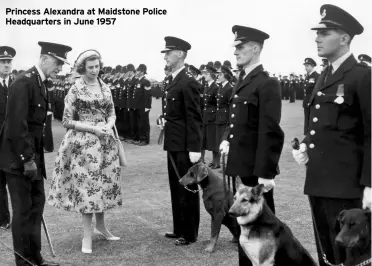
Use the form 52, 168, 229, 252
48, 77, 122, 213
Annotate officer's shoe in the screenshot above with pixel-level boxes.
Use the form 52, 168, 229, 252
0, 223, 10, 230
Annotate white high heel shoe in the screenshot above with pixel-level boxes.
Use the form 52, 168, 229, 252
94, 228, 120, 241
81, 238, 92, 254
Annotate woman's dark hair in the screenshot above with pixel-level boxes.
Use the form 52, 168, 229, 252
75, 55, 104, 75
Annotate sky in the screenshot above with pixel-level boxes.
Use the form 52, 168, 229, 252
2, 0, 372, 81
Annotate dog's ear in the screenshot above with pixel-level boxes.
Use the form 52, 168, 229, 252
196, 164, 208, 183
235, 176, 245, 191
251, 184, 265, 200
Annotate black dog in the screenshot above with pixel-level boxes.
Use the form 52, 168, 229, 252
336, 208, 371, 266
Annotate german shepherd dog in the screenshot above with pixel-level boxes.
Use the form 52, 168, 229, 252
179, 162, 240, 252
228, 177, 317, 266
335, 209, 371, 266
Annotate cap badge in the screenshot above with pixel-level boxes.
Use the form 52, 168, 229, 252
234, 31, 238, 40
321, 9, 327, 19
4, 51, 8, 56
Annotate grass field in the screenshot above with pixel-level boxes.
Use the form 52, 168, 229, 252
0, 99, 317, 266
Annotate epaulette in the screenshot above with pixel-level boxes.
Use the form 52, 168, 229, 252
186, 71, 195, 79
25, 73, 31, 78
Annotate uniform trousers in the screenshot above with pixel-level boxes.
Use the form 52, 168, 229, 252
131, 109, 150, 143
238, 175, 275, 266
167, 151, 200, 242
308, 196, 361, 266
122, 108, 131, 138
5, 172, 45, 266
0, 169, 10, 226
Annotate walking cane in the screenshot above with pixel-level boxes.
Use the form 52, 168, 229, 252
42, 215, 56, 257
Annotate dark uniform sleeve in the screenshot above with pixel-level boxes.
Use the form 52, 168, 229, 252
144, 79, 152, 109
253, 78, 284, 178
5, 77, 34, 162
183, 78, 203, 152
358, 67, 371, 187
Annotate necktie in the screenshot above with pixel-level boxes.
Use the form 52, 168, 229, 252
2, 79, 7, 90
324, 65, 333, 85
234, 70, 245, 91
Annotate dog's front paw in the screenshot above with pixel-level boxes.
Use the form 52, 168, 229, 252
205, 244, 216, 253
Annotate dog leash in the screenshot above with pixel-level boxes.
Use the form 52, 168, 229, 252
168, 153, 212, 193
0, 238, 37, 266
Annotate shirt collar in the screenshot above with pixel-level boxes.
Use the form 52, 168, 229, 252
309, 69, 315, 76
331, 52, 352, 74
222, 80, 228, 87
0, 76, 9, 85
35, 65, 46, 82
172, 66, 185, 79
208, 80, 214, 86
242, 62, 262, 78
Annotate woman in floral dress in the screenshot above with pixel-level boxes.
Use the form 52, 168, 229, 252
48, 50, 122, 254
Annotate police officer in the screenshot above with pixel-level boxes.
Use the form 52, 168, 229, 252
0, 46, 15, 230
120, 66, 131, 141
160, 36, 202, 246
358, 54, 371, 67
292, 5, 371, 265
302, 58, 320, 135
126, 63, 137, 143
289, 73, 296, 103
134, 64, 152, 146
282, 75, 290, 100
219, 26, 284, 266
215, 65, 233, 169
298, 74, 305, 100
0, 42, 71, 266
201, 65, 219, 168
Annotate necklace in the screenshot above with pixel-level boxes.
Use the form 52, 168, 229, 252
83, 77, 98, 86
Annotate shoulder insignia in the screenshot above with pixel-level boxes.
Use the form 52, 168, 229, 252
25, 73, 31, 78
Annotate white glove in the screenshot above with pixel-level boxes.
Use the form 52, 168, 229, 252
145, 108, 151, 112
157, 117, 166, 130
219, 140, 230, 155
258, 178, 276, 192
189, 152, 201, 163
362, 187, 371, 210
292, 143, 309, 165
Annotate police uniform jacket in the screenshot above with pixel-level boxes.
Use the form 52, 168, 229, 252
215, 82, 233, 125
303, 71, 320, 108
132, 76, 152, 109
121, 77, 128, 109
162, 75, 172, 114
163, 68, 202, 152
202, 81, 219, 125
0, 67, 48, 179
223, 65, 284, 177
303, 55, 371, 198
0, 76, 13, 125
126, 77, 137, 109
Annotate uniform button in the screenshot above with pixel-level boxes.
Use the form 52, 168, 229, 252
233, 104, 236, 108
230, 124, 234, 128
231, 114, 235, 118
313, 117, 318, 122
309, 143, 315, 149
244, 101, 247, 104
230, 134, 234, 139
217, 108, 219, 110
234, 95, 238, 98
307, 103, 310, 106
310, 130, 315, 135
204, 108, 206, 111
315, 104, 320, 109
164, 113, 166, 115
317, 91, 322, 96
38, 104, 41, 107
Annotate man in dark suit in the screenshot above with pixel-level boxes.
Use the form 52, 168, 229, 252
220, 26, 284, 266
0, 46, 16, 230
302, 58, 320, 135
0, 41, 72, 266
293, 5, 371, 266
160, 36, 202, 246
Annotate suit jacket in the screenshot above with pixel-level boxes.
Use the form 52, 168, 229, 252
202, 81, 219, 125
132, 76, 152, 109
303, 71, 320, 108
223, 65, 284, 177
0, 76, 13, 125
215, 82, 233, 125
163, 68, 202, 152
303, 55, 371, 198
0, 67, 48, 179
